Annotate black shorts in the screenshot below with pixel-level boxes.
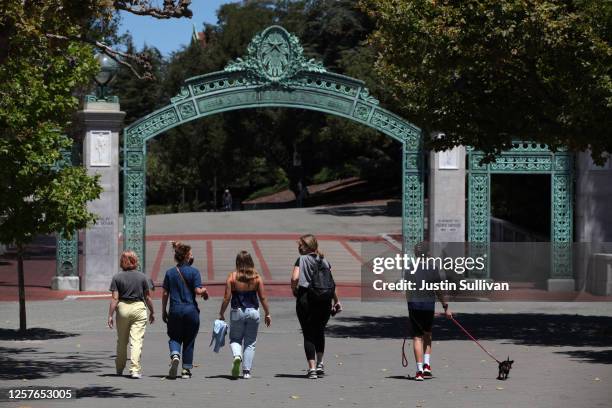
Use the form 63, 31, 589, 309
408, 308, 434, 337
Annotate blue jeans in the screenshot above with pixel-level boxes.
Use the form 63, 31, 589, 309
167, 304, 200, 369
229, 307, 260, 371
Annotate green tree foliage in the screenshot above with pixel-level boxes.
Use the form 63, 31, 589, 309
365, 0, 612, 162
0, 0, 192, 332
110, 37, 166, 124
0, 0, 107, 332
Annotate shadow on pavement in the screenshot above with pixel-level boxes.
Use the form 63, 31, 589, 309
274, 373, 307, 379
555, 349, 612, 364
327, 314, 612, 347
206, 374, 239, 380
311, 205, 390, 217
0, 328, 79, 341
77, 386, 153, 399
0, 347, 106, 380
385, 375, 411, 380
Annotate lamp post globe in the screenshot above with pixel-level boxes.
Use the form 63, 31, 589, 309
93, 53, 119, 99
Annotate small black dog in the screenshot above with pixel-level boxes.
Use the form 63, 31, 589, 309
497, 357, 514, 380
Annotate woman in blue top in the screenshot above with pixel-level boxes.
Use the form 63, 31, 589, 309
219, 250, 271, 379
162, 241, 209, 379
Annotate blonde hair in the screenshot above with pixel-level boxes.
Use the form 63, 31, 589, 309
298, 234, 324, 258
172, 241, 191, 264
235, 250, 259, 282
120, 250, 139, 271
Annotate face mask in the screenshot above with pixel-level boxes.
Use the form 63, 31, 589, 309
188, 257, 194, 266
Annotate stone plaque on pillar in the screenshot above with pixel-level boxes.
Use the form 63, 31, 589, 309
438, 148, 460, 170
89, 130, 112, 167
429, 145, 466, 247
80, 100, 125, 291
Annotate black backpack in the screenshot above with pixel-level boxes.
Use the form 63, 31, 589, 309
307, 256, 336, 302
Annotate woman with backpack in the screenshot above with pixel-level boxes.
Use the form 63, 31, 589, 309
291, 234, 342, 379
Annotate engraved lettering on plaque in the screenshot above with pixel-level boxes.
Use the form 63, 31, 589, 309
435, 218, 462, 233
89, 130, 112, 167
438, 148, 459, 170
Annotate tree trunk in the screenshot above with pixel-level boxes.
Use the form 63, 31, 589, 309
17, 243, 26, 333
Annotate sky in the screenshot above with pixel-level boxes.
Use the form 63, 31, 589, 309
118, 0, 235, 56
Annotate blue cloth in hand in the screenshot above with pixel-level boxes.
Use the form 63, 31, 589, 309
209, 319, 228, 353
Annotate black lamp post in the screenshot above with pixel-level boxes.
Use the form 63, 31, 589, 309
94, 53, 119, 100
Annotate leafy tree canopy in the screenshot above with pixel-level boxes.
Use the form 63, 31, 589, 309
364, 0, 611, 163
0, 0, 106, 245
0, 0, 194, 332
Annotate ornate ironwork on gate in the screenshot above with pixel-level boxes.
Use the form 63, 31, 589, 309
54, 147, 79, 278
467, 142, 573, 279
122, 26, 425, 270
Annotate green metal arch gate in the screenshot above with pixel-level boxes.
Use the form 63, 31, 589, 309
122, 26, 425, 270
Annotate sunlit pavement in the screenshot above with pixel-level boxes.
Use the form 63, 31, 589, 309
0, 206, 401, 301
0, 300, 611, 408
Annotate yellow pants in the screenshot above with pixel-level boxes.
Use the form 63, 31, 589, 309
115, 300, 148, 374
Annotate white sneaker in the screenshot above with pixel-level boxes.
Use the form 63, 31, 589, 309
243, 371, 251, 379
231, 356, 242, 378
168, 355, 180, 379
131, 372, 142, 379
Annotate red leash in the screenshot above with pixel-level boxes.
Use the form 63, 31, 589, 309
450, 316, 501, 364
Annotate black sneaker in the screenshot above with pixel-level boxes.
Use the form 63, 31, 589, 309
307, 369, 318, 379
181, 368, 192, 379
316, 363, 325, 376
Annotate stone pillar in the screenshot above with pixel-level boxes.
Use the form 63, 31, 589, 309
79, 100, 125, 291
429, 145, 466, 246
575, 152, 612, 292
575, 152, 612, 243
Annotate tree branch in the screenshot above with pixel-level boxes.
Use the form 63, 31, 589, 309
114, 0, 193, 19
45, 33, 153, 80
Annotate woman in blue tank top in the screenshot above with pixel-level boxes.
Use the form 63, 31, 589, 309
219, 250, 271, 379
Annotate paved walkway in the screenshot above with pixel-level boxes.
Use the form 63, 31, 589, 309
2, 206, 610, 303
143, 233, 393, 286
0, 300, 610, 408
0, 205, 401, 301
